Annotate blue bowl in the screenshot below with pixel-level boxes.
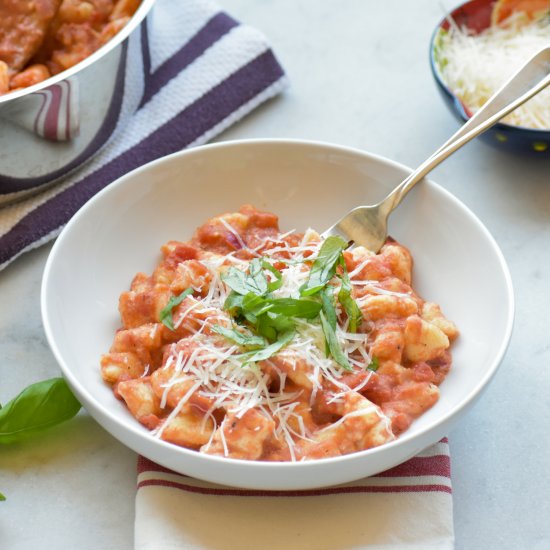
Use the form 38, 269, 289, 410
429, 0, 550, 154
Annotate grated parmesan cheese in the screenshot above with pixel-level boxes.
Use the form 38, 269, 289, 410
103, 208, 460, 462
150, 233, 387, 460
436, 12, 550, 129
110, 216, 440, 463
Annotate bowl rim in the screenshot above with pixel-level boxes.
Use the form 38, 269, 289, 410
429, 0, 550, 136
41, 138, 515, 471
0, 0, 157, 106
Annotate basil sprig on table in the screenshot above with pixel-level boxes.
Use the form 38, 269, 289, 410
0, 377, 81, 501
0, 378, 81, 444
216, 237, 364, 370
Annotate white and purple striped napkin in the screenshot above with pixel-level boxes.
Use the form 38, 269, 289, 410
135, 439, 454, 549
0, 0, 288, 270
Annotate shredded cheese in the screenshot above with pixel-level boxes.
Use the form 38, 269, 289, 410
219, 218, 249, 251
151, 228, 394, 461
436, 12, 550, 129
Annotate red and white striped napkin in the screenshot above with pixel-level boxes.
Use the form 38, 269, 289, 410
0, 0, 287, 270
135, 439, 454, 549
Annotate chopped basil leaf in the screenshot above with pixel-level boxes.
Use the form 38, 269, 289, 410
367, 356, 379, 372
319, 311, 352, 371
320, 286, 337, 330
320, 287, 337, 356
242, 293, 273, 318
338, 266, 363, 333
211, 325, 267, 349
256, 312, 295, 342
256, 317, 277, 342
238, 330, 295, 364
225, 286, 321, 340
0, 378, 81, 444
223, 291, 244, 315
300, 236, 348, 296
262, 260, 284, 292
222, 259, 270, 297
219, 246, 357, 370
247, 258, 269, 295
221, 267, 255, 295
160, 287, 194, 331
267, 297, 322, 319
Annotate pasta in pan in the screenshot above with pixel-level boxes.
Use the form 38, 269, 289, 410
0, 0, 141, 95
100, 205, 458, 461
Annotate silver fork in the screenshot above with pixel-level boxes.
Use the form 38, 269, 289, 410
323, 46, 550, 251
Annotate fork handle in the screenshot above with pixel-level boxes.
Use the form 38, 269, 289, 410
381, 46, 550, 215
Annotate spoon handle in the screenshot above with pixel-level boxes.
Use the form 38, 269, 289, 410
380, 46, 550, 216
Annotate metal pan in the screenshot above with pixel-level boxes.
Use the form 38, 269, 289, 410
0, 0, 156, 204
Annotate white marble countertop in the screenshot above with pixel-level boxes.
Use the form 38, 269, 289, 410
1, 0, 550, 548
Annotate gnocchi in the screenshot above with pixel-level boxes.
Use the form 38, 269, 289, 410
0, 0, 141, 96
100, 206, 458, 461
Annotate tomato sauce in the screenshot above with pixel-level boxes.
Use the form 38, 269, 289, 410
0, 0, 141, 95
101, 206, 459, 461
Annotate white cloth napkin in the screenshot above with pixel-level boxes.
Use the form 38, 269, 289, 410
135, 439, 454, 550
0, 0, 288, 270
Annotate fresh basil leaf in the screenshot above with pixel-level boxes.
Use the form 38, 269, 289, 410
338, 267, 363, 333
211, 325, 267, 349
0, 378, 81, 444
242, 293, 273, 317
256, 312, 296, 342
0, 492, 5, 501
241, 294, 322, 324
320, 287, 337, 330
160, 287, 194, 331
247, 258, 269, 295
262, 260, 284, 292
301, 236, 348, 296
367, 357, 379, 372
255, 316, 277, 342
223, 291, 244, 315
320, 287, 337, 356
238, 330, 295, 364
267, 297, 322, 319
222, 260, 269, 296
319, 311, 352, 371
221, 267, 251, 295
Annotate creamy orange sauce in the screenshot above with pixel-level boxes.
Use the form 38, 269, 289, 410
101, 205, 458, 461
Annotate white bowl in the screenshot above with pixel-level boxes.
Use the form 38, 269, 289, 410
41, 139, 514, 489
